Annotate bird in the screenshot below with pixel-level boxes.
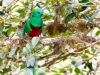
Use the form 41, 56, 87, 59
23, 8, 44, 37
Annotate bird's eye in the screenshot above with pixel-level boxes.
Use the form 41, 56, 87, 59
38, 12, 40, 14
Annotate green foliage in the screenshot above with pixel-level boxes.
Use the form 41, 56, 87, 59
32, 37, 39, 48
10, 5, 19, 11
0, 11, 5, 15
0, 53, 4, 59
43, 14, 54, 21
17, 9, 26, 17
0, 0, 100, 75
23, 43, 32, 56
82, 14, 93, 22
85, 62, 92, 70
71, 61, 76, 65
6, 27, 16, 36
79, 0, 89, 11
82, 54, 89, 58
91, 10, 100, 19
64, 11, 76, 23
36, 3, 41, 8
42, 49, 51, 54
96, 30, 100, 36
51, 69, 64, 75
74, 67, 80, 74
0, 68, 11, 75
0, 17, 4, 32
81, 0, 89, 3
0, 1, 2, 6
23, 37, 39, 56
24, 68, 33, 75
8, 18, 20, 23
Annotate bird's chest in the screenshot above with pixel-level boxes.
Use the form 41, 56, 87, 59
30, 17, 42, 27
28, 24, 41, 37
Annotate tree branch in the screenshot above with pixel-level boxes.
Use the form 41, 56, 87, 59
54, 0, 70, 23
6, 0, 19, 11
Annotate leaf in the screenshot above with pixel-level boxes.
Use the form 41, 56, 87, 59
54, 74, 61, 75
74, 67, 80, 74
0, 53, 4, 59
82, 14, 93, 22
0, 68, 11, 74
10, 5, 19, 11
0, 11, 5, 15
0, 17, 4, 32
85, 50, 90, 53
16, 9, 26, 17
91, 10, 100, 19
96, 30, 100, 36
42, 14, 53, 21
60, 0, 65, 3
70, 68, 72, 73
85, 62, 92, 70
0, 1, 2, 6
51, 69, 59, 73
37, 67, 46, 75
71, 61, 76, 65
6, 27, 16, 36
30, 0, 33, 2
64, 11, 76, 23
42, 49, 51, 54
8, 18, 20, 23
90, 6, 96, 10
9, 49, 17, 56
82, 54, 88, 58
24, 68, 33, 75
36, 3, 41, 8
31, 37, 39, 48
18, 29, 24, 38
21, 64, 25, 69
0, 67, 3, 72
59, 69, 64, 73
19, 1, 25, 6
23, 43, 32, 56
23, 47, 29, 56
81, 0, 89, 3
39, 73, 46, 75
60, 8, 65, 16
17, 9, 24, 13
26, 43, 32, 52
85, 50, 94, 55
79, 0, 89, 11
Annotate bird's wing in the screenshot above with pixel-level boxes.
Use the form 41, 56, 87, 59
23, 18, 32, 35
41, 19, 44, 31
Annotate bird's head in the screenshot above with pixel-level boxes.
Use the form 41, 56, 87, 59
32, 8, 43, 17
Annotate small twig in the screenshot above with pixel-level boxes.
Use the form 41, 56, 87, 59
6, 0, 19, 11
94, 60, 100, 75
54, 0, 70, 23
40, 52, 78, 68
75, 39, 100, 52
40, 52, 64, 68
39, 51, 55, 60
83, 51, 100, 62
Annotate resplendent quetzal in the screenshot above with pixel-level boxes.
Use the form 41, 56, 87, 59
23, 8, 44, 37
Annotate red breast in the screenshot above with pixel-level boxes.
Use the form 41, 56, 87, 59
28, 24, 41, 37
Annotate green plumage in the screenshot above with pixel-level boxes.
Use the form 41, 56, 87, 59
24, 18, 32, 34
30, 17, 43, 27
23, 8, 44, 36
